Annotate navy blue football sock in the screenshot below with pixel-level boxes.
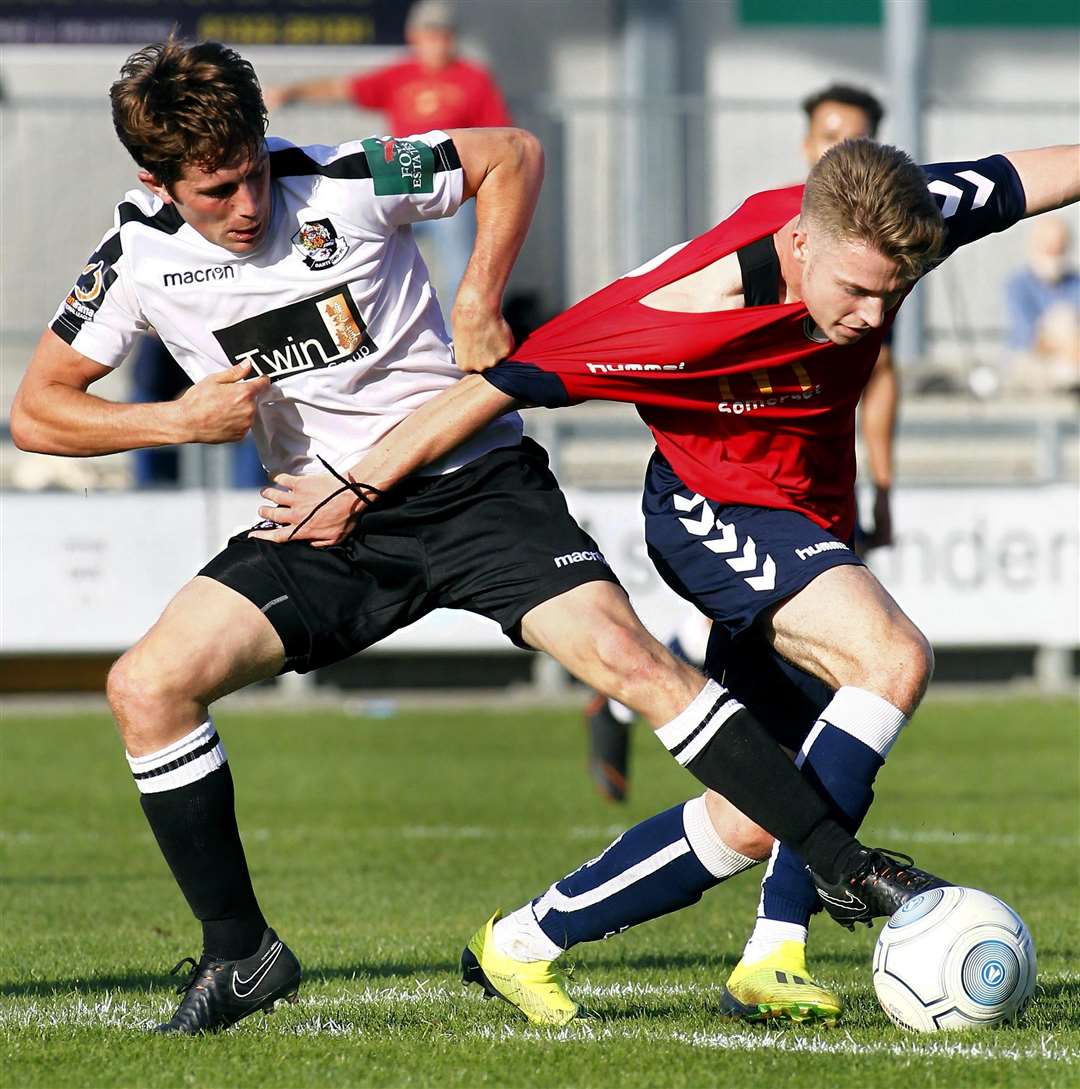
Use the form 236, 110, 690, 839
754, 687, 906, 931
531, 797, 757, 951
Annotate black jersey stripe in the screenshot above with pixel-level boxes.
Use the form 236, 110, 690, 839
432, 138, 461, 173
737, 235, 781, 307
118, 200, 185, 234
271, 145, 373, 181
51, 201, 182, 344
270, 137, 461, 181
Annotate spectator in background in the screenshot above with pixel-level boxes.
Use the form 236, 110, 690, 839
1004, 215, 1080, 393
801, 83, 884, 166
265, 0, 512, 312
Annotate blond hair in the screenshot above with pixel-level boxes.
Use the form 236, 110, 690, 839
802, 139, 945, 280
110, 36, 267, 188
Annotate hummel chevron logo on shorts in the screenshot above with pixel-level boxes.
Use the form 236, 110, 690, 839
672, 494, 776, 592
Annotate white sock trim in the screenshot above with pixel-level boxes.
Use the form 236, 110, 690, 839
743, 919, 808, 962
492, 904, 565, 963
126, 719, 226, 794
817, 686, 907, 759
682, 794, 760, 880
655, 679, 743, 766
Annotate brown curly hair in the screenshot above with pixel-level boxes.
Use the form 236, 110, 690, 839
109, 36, 267, 189
803, 139, 945, 281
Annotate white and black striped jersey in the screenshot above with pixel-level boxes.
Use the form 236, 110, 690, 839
50, 130, 522, 478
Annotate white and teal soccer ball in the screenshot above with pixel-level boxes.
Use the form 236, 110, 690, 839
872, 886, 1036, 1032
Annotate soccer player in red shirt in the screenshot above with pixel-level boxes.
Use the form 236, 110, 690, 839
585, 83, 896, 807
256, 138, 1079, 1026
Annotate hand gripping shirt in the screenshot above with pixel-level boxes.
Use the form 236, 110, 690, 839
50, 131, 522, 478
486, 155, 1026, 539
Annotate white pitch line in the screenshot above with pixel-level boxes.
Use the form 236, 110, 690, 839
3, 824, 1076, 849
869, 826, 1080, 849
0, 980, 725, 1031
471, 1023, 1079, 1064
4, 982, 1077, 1066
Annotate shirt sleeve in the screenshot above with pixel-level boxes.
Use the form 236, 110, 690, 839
922, 154, 1027, 261
49, 220, 146, 367
348, 130, 464, 230
483, 361, 574, 407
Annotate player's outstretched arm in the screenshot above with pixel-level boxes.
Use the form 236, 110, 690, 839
252, 374, 517, 546
10, 329, 269, 456
446, 127, 544, 372
1005, 144, 1080, 217
262, 75, 352, 113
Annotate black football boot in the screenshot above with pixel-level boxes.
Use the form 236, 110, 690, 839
154, 928, 301, 1034
814, 847, 951, 930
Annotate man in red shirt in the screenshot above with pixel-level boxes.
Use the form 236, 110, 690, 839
265, 0, 512, 310
255, 138, 1078, 1027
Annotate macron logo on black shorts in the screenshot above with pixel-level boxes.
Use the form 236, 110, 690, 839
553, 549, 608, 569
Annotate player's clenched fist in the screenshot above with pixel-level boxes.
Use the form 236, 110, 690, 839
176, 362, 270, 443
451, 302, 515, 373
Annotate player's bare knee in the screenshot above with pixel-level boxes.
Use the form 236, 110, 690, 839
725, 817, 775, 861
107, 645, 187, 732
874, 624, 934, 712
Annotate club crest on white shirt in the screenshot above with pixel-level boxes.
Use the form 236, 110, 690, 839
291, 217, 349, 271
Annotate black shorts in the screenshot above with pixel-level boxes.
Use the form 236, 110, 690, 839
199, 438, 620, 674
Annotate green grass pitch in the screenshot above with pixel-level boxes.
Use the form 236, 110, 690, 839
2, 696, 1077, 1087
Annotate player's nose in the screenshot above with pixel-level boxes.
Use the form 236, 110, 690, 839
858, 297, 886, 328
233, 179, 261, 220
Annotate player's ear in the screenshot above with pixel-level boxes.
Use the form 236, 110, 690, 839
138, 169, 174, 205
791, 222, 810, 265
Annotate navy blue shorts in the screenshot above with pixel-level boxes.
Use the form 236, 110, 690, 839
643, 451, 862, 745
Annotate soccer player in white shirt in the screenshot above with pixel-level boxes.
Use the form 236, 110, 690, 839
12, 37, 943, 1034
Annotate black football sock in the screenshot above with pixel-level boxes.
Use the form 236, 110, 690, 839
655, 680, 862, 882
127, 719, 267, 960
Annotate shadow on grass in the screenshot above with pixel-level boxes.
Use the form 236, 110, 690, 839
0, 959, 460, 1000
3, 948, 876, 1000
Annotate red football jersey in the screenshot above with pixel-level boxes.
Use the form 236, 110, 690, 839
486, 154, 1024, 541
348, 59, 512, 136
501, 187, 886, 539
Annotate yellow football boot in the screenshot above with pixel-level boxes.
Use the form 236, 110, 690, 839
461, 912, 580, 1027
720, 941, 842, 1025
